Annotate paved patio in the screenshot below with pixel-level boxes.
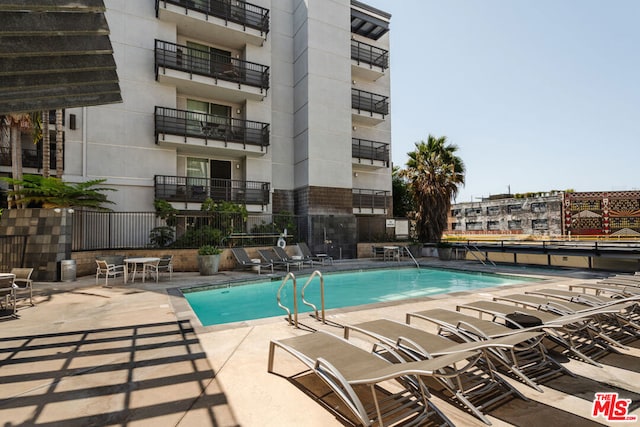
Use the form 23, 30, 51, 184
1, 258, 639, 426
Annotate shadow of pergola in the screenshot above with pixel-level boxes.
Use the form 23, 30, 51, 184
0, 320, 237, 426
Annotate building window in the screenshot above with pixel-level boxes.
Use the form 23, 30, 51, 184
487, 220, 500, 231
464, 207, 482, 216
466, 221, 483, 231
508, 220, 522, 230
486, 206, 500, 216
507, 204, 521, 213
451, 222, 461, 230
532, 219, 548, 230
531, 202, 547, 213
451, 209, 461, 216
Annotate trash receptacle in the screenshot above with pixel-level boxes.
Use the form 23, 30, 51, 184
59, 260, 76, 282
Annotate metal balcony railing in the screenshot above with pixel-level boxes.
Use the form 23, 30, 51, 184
352, 138, 389, 165
155, 40, 269, 91
155, 175, 270, 205
351, 39, 388, 69
155, 106, 270, 148
156, 0, 269, 34
351, 89, 389, 116
352, 188, 389, 212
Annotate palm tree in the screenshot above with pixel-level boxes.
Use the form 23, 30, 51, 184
1, 113, 31, 208
55, 109, 63, 177
402, 135, 465, 243
42, 110, 50, 177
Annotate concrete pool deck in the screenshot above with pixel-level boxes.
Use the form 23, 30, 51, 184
1, 258, 639, 426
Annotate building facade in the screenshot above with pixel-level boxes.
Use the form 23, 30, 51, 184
1, 0, 392, 252
448, 193, 564, 237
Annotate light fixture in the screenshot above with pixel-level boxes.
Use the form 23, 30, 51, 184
236, 164, 240, 169
354, 172, 358, 177
54, 208, 61, 213
236, 108, 241, 114
352, 126, 357, 131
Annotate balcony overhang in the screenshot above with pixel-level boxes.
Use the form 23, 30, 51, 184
352, 110, 386, 125
352, 158, 388, 169
351, 61, 385, 81
157, 4, 266, 48
157, 68, 266, 102
156, 133, 268, 158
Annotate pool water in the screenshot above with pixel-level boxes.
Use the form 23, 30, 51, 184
183, 268, 534, 326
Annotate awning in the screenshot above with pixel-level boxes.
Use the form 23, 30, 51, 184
0, 0, 122, 114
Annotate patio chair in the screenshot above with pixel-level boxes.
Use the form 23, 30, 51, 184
457, 300, 624, 367
298, 242, 332, 265
258, 249, 298, 272
406, 308, 571, 390
11, 267, 34, 306
272, 246, 303, 270
145, 255, 173, 281
344, 319, 530, 424
268, 330, 460, 426
231, 248, 273, 275
95, 259, 125, 287
0, 274, 16, 317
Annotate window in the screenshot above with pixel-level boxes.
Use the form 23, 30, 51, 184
532, 219, 548, 230
466, 221, 482, 231
531, 202, 547, 213
507, 204, 522, 213
508, 220, 522, 230
451, 222, 461, 230
486, 206, 500, 216
451, 209, 461, 216
487, 220, 500, 231
464, 207, 482, 216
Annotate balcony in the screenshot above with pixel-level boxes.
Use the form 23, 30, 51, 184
155, 40, 269, 103
155, 106, 269, 157
352, 138, 389, 168
155, 0, 269, 47
155, 175, 270, 206
352, 188, 389, 215
352, 89, 388, 125
351, 39, 388, 81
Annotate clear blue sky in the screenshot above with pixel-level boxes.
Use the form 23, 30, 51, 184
362, 0, 639, 202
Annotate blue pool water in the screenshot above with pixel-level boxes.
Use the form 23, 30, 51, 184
183, 268, 534, 326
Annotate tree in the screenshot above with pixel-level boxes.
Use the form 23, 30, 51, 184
1, 113, 32, 208
391, 165, 414, 217
401, 135, 465, 243
55, 109, 63, 177
42, 110, 50, 177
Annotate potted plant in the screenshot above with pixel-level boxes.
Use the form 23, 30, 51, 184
436, 241, 453, 261
197, 244, 222, 275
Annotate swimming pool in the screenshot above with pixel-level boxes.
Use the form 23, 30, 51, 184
183, 267, 535, 326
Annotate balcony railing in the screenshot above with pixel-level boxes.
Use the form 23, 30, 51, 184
155, 106, 270, 148
352, 89, 389, 116
352, 138, 389, 166
351, 39, 388, 69
155, 40, 269, 91
156, 0, 269, 34
155, 175, 270, 205
353, 188, 389, 212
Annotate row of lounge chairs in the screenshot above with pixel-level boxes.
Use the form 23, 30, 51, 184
231, 243, 333, 275
268, 283, 640, 425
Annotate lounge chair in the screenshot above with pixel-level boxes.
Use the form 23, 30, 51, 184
95, 259, 125, 286
230, 248, 273, 275
272, 246, 303, 270
569, 282, 640, 298
492, 293, 640, 346
457, 300, 623, 366
269, 330, 460, 426
344, 319, 531, 424
11, 267, 34, 306
298, 242, 333, 265
527, 287, 640, 307
406, 308, 570, 391
258, 248, 298, 272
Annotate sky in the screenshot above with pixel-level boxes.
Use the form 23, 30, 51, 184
360, 0, 639, 202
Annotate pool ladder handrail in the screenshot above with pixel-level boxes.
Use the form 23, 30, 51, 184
276, 272, 298, 327
401, 246, 420, 268
301, 270, 325, 324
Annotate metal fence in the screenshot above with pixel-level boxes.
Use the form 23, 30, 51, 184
71, 210, 305, 251
0, 235, 28, 271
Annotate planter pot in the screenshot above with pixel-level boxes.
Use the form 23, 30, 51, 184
437, 247, 452, 261
197, 254, 220, 275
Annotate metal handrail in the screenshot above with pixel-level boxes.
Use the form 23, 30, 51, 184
276, 272, 297, 327
401, 247, 419, 269
300, 270, 325, 324
464, 244, 496, 267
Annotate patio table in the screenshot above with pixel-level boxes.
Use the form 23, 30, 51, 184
124, 257, 160, 283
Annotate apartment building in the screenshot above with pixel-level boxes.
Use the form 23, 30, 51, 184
7, 0, 389, 250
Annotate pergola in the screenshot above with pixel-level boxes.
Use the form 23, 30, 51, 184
0, 0, 122, 114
